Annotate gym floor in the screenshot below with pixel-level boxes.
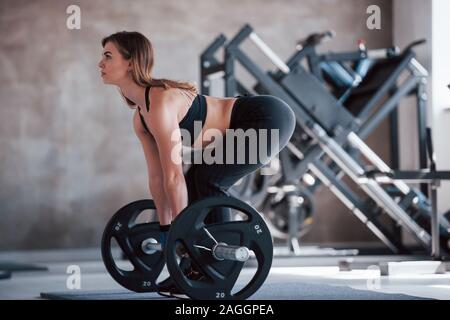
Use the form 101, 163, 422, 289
1, 248, 449, 300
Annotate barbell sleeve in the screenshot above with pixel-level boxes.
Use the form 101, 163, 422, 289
142, 238, 250, 262
212, 243, 250, 262
141, 238, 162, 254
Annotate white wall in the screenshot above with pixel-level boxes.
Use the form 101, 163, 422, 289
431, 0, 450, 212
394, 0, 450, 213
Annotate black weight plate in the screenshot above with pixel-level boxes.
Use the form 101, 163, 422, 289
101, 199, 165, 292
262, 186, 315, 239
229, 169, 272, 208
166, 196, 273, 300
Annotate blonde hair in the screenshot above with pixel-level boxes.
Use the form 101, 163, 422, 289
101, 31, 197, 108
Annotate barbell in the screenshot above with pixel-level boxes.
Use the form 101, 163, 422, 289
141, 237, 251, 262
101, 196, 273, 299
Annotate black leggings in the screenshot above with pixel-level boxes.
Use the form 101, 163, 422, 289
184, 94, 296, 222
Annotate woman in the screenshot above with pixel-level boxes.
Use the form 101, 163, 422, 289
98, 31, 295, 297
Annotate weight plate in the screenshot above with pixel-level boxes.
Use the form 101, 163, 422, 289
166, 196, 273, 300
261, 186, 315, 240
229, 169, 272, 208
101, 199, 165, 292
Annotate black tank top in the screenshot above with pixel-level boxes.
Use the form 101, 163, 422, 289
137, 86, 207, 146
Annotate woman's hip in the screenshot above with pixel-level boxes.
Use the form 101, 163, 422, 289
230, 94, 295, 132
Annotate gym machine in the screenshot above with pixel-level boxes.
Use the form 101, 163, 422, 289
200, 27, 403, 250
200, 24, 450, 259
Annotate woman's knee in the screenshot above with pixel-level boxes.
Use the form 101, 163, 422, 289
263, 96, 296, 151
272, 97, 295, 135
280, 106, 296, 147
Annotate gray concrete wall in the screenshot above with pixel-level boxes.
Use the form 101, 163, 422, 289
0, 0, 392, 250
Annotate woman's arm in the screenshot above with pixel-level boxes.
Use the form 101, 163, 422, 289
143, 91, 189, 220
132, 110, 173, 225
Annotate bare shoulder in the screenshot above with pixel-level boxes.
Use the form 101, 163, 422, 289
149, 87, 181, 111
